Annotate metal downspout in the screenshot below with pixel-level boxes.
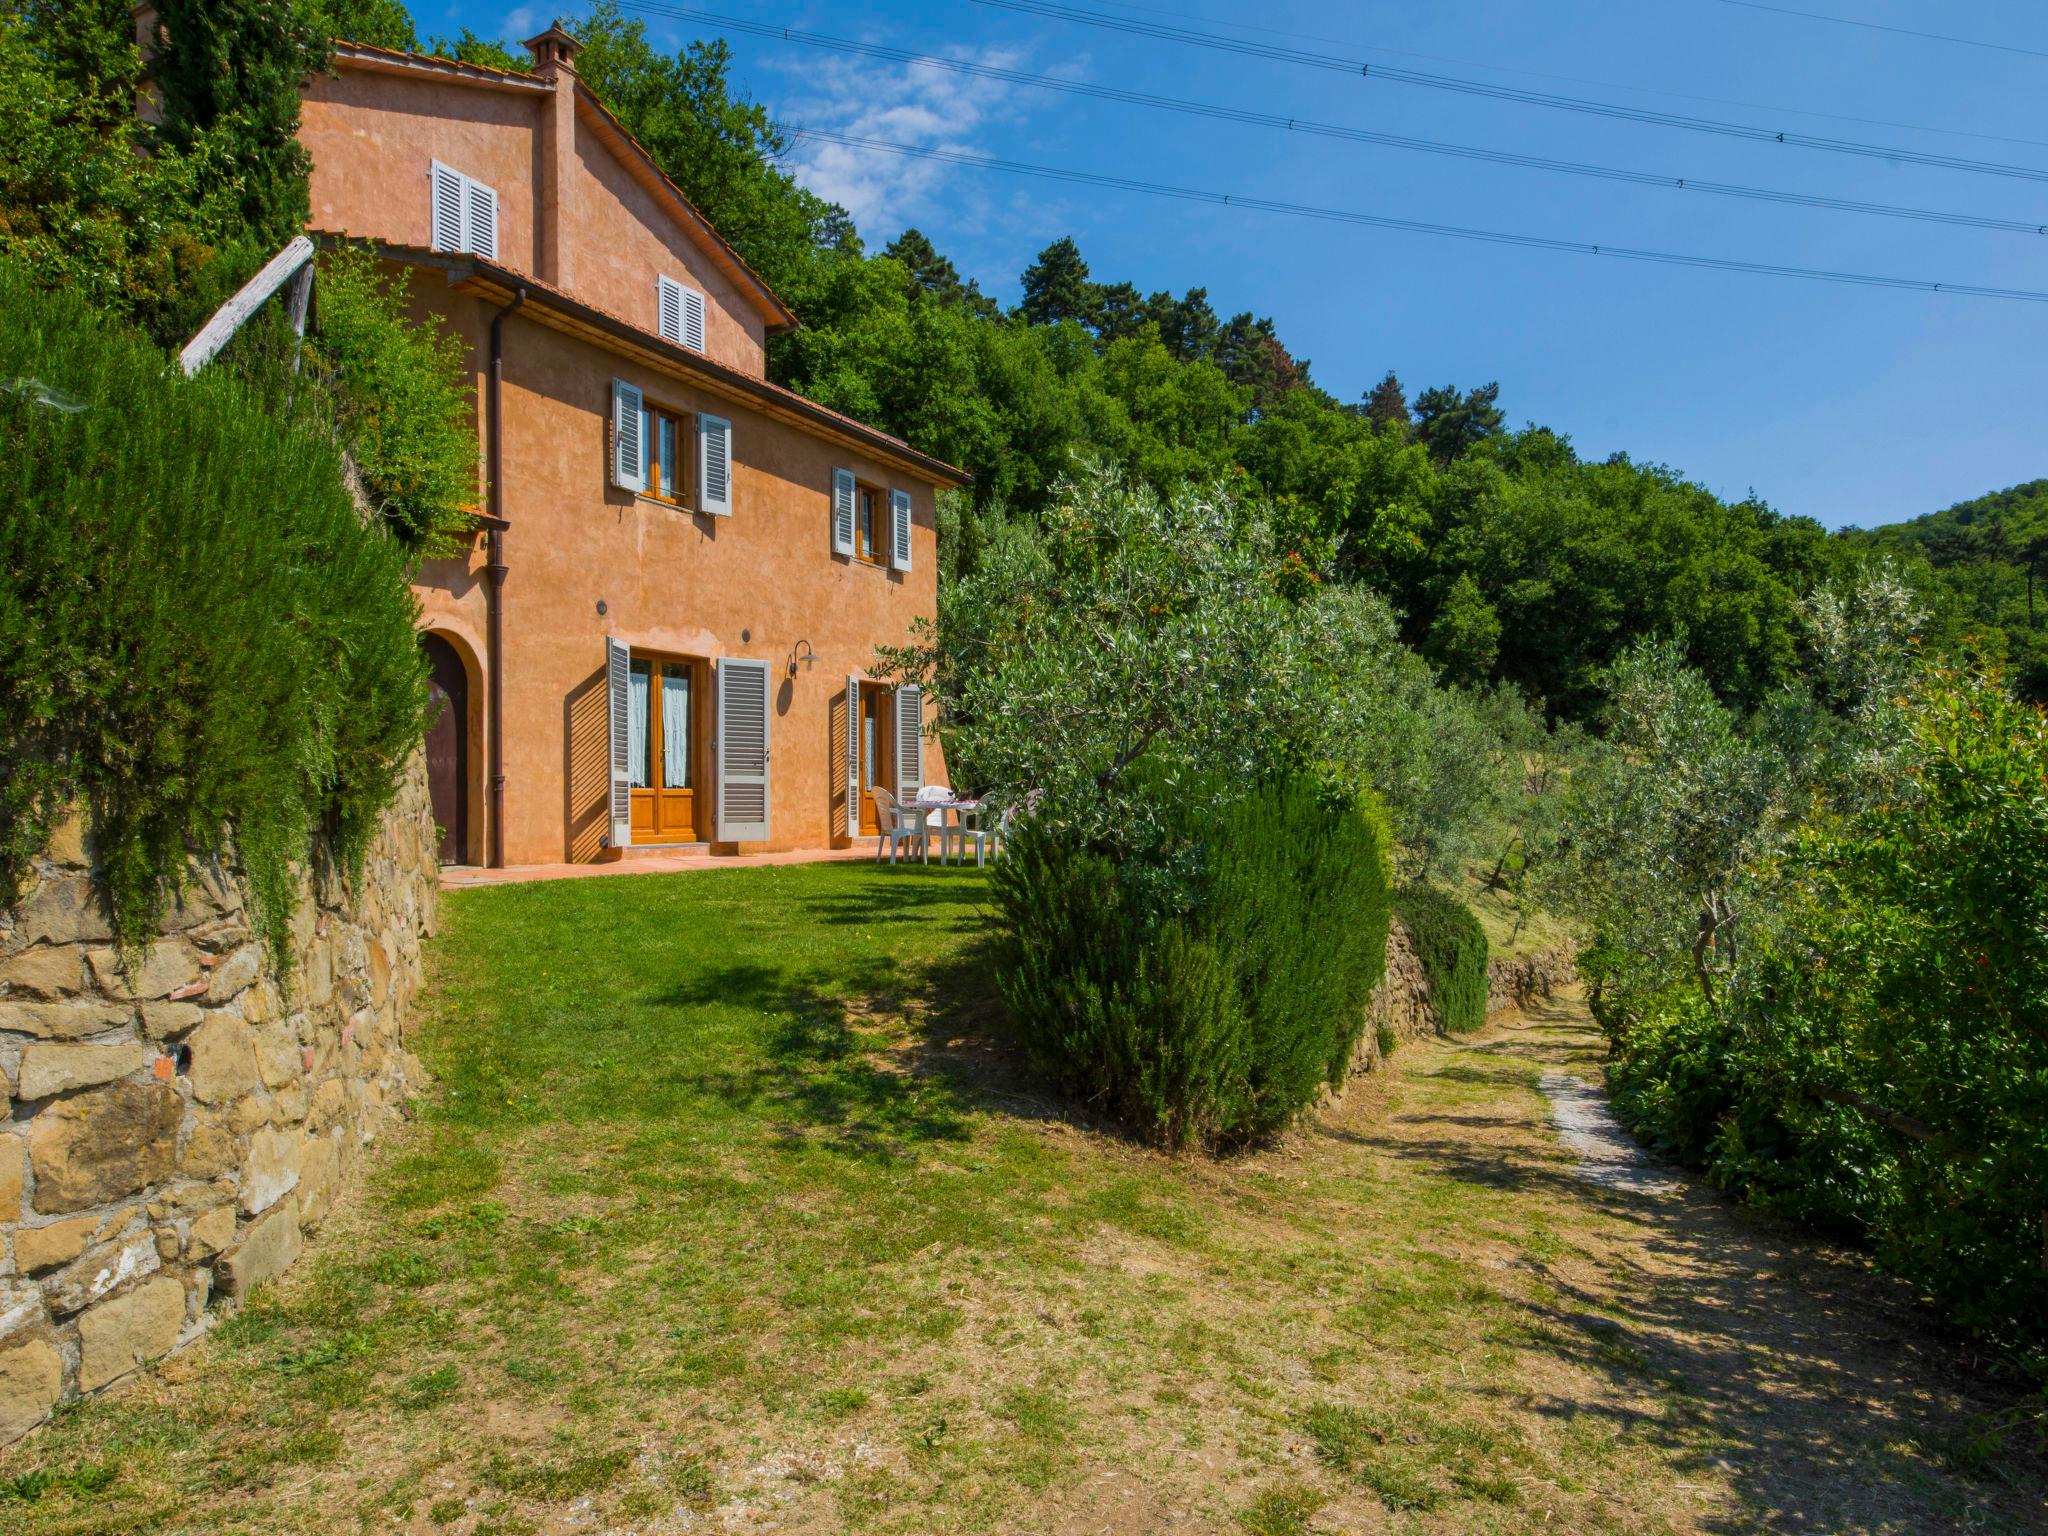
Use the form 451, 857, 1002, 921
486, 287, 526, 868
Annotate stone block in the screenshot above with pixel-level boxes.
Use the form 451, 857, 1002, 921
187, 1204, 235, 1260
45, 1231, 158, 1315
180, 1116, 235, 1180
14, 1215, 95, 1273
185, 1012, 258, 1105
44, 809, 89, 868
86, 941, 202, 1003
216, 1196, 302, 1307
205, 944, 262, 1004
0, 1135, 20, 1222
297, 1134, 339, 1230
139, 1001, 204, 1039
252, 1022, 301, 1091
0, 1335, 62, 1444
76, 1276, 183, 1393
15, 875, 113, 947
26, 1079, 181, 1214
0, 1000, 133, 1040
226, 1096, 271, 1137
17, 1042, 147, 1100
240, 1125, 301, 1215
0, 946, 83, 1000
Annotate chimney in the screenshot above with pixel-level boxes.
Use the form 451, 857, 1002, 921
524, 21, 583, 286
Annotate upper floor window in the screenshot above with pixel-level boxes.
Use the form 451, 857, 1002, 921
855, 484, 882, 565
643, 401, 689, 507
610, 379, 732, 517
430, 161, 498, 260
656, 274, 707, 351
832, 470, 913, 573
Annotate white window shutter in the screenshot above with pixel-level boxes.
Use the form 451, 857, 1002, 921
610, 379, 644, 493
606, 637, 632, 849
890, 489, 913, 572
845, 675, 861, 838
698, 414, 732, 516
466, 179, 498, 259
715, 657, 772, 842
831, 468, 856, 557
656, 275, 683, 344
681, 285, 706, 351
894, 685, 923, 799
430, 161, 464, 252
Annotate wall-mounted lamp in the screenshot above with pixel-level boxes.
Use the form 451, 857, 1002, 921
787, 638, 817, 679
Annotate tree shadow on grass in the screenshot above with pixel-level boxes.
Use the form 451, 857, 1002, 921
1355, 1008, 2048, 1534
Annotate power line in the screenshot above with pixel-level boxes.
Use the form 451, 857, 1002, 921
782, 127, 2048, 303
637, 6, 2047, 237
967, 0, 2048, 185
1083, 0, 2048, 147
1703, 0, 2048, 62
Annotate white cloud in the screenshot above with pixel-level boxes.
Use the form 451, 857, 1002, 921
778, 44, 1039, 239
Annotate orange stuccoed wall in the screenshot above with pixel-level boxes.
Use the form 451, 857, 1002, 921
293, 37, 954, 865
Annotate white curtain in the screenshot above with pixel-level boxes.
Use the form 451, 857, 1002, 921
627, 665, 651, 788
662, 669, 691, 788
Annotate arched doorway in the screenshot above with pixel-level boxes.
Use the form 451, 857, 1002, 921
422, 634, 468, 864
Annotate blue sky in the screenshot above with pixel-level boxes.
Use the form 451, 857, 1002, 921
424, 0, 2047, 530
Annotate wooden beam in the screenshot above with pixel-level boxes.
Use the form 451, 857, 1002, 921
178, 236, 316, 377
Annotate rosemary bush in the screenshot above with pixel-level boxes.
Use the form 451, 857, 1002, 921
0, 259, 431, 962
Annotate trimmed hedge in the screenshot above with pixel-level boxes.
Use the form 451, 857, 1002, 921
1396, 883, 1489, 1033
0, 259, 431, 964
993, 774, 1392, 1149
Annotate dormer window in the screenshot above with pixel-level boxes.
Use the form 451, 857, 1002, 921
430, 161, 498, 259
657, 274, 706, 351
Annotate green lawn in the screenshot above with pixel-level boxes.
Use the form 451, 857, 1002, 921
5, 862, 2040, 1534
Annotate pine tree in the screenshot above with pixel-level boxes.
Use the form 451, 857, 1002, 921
1019, 236, 1098, 328
1364, 371, 1410, 431
1413, 381, 1504, 465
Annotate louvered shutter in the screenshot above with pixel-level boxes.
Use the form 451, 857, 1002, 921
610, 379, 644, 492
890, 489, 913, 572
430, 162, 464, 252
698, 414, 732, 516
715, 657, 772, 842
606, 637, 632, 849
466, 179, 498, 259
831, 468, 856, 557
656, 275, 683, 343
681, 285, 706, 351
894, 685, 923, 799
845, 675, 861, 838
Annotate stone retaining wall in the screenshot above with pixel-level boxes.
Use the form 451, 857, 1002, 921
1353, 920, 1575, 1076
0, 754, 438, 1442
1486, 941, 1576, 1017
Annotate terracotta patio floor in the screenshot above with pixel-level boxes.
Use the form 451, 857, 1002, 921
439, 844, 903, 889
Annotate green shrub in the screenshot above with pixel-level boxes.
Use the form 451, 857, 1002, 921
1395, 884, 1489, 1033
1602, 667, 2048, 1370
0, 259, 431, 964
304, 246, 482, 552
992, 774, 1392, 1149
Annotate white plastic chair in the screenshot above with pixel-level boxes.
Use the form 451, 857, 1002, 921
951, 802, 1013, 867
869, 786, 928, 864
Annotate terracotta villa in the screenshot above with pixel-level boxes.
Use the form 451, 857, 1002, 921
292, 21, 968, 866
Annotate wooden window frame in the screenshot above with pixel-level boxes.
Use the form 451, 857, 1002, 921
641, 399, 691, 507
854, 479, 886, 567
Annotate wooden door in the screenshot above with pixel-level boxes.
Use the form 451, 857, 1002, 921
421, 634, 466, 864
627, 657, 702, 844
858, 684, 892, 834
